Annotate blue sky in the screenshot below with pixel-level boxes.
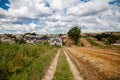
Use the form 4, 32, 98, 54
0, 0, 10, 10
0, 0, 120, 34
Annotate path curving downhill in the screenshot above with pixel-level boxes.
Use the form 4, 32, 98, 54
42, 49, 60, 80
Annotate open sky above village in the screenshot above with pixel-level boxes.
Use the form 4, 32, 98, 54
0, 0, 120, 34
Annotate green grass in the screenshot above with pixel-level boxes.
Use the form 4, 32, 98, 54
10, 48, 58, 80
86, 38, 99, 46
53, 49, 74, 80
0, 43, 58, 80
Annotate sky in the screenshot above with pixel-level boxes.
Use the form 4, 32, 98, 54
0, 0, 120, 34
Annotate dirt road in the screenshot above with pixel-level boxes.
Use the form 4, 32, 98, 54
42, 48, 84, 80
42, 49, 60, 80
63, 49, 84, 80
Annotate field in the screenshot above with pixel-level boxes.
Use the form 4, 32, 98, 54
65, 46, 120, 80
65, 33, 120, 80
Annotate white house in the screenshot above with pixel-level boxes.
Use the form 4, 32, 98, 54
49, 37, 62, 47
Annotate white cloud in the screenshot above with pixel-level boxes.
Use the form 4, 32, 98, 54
0, 0, 120, 34
67, 0, 109, 16
29, 23, 36, 30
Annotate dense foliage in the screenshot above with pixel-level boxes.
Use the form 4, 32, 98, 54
68, 26, 81, 45
94, 33, 120, 44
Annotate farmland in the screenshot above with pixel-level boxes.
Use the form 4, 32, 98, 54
65, 46, 120, 80
65, 32, 120, 80
0, 32, 120, 80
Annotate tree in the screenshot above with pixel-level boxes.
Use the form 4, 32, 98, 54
107, 35, 116, 44
68, 26, 81, 45
94, 34, 102, 41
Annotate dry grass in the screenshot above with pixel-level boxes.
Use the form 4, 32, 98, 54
65, 46, 120, 80
80, 38, 91, 47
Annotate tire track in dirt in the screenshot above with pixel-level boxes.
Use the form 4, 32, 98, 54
42, 49, 60, 80
63, 49, 84, 80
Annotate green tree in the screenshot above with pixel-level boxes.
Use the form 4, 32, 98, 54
107, 35, 116, 44
68, 26, 81, 45
94, 34, 102, 41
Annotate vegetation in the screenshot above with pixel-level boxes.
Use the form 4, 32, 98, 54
94, 33, 120, 45
86, 38, 99, 46
94, 34, 102, 41
14, 37, 26, 44
10, 48, 58, 80
68, 26, 81, 45
94, 33, 111, 41
24, 32, 37, 35
53, 49, 74, 80
4, 34, 14, 38
0, 43, 58, 80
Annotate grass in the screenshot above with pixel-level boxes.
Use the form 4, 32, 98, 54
53, 48, 74, 80
10, 48, 58, 80
0, 43, 58, 80
86, 38, 99, 46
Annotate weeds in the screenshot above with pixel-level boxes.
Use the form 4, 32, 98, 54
0, 43, 57, 80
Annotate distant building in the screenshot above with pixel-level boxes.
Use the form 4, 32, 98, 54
24, 35, 36, 44
49, 37, 62, 47
60, 35, 67, 42
1, 35, 14, 44
39, 36, 48, 42
15, 34, 23, 40
111, 41, 120, 46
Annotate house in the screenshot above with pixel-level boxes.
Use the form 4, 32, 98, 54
1, 35, 14, 44
49, 37, 62, 47
60, 35, 67, 42
111, 41, 120, 46
24, 35, 36, 44
39, 36, 48, 42
15, 34, 23, 40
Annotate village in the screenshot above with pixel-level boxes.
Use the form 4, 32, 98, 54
0, 33, 67, 47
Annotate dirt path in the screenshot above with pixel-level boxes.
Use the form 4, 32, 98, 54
42, 49, 60, 80
80, 38, 91, 47
63, 49, 84, 80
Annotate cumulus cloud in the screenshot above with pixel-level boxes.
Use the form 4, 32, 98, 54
0, 0, 120, 34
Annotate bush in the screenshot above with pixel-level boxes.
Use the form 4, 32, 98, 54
107, 35, 117, 44
94, 34, 102, 41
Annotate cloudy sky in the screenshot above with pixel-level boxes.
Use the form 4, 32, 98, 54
0, 0, 120, 34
